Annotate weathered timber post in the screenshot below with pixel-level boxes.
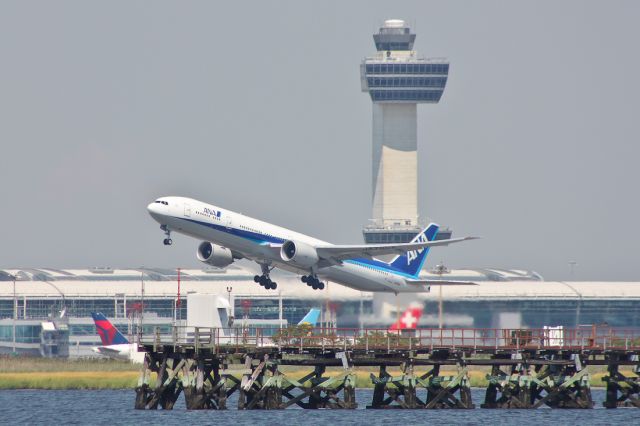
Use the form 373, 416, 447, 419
134, 353, 153, 409
308, 365, 326, 409
603, 353, 640, 408
458, 362, 474, 409
425, 364, 441, 406
402, 361, 418, 409
343, 372, 357, 409
604, 356, 620, 409
482, 365, 505, 408
370, 365, 388, 408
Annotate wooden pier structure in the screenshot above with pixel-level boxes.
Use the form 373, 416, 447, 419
134, 326, 640, 410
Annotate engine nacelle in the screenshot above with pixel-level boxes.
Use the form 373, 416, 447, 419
280, 240, 319, 268
196, 242, 234, 268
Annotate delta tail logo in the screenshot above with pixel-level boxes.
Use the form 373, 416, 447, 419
91, 312, 129, 345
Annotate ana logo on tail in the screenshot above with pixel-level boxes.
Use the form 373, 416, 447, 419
406, 232, 430, 265
388, 304, 424, 332
389, 223, 439, 278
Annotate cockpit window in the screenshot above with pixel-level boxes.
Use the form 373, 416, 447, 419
154, 200, 169, 205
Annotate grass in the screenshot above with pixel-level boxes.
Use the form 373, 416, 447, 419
0, 371, 139, 390
0, 356, 140, 389
0, 356, 138, 373
0, 356, 635, 390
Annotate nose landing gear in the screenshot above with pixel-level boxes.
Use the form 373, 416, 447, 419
161, 225, 172, 246
301, 275, 325, 290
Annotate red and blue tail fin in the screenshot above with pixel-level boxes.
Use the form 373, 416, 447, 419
91, 312, 129, 345
388, 223, 439, 278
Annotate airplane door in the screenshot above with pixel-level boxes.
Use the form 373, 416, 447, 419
184, 203, 191, 218
224, 214, 232, 229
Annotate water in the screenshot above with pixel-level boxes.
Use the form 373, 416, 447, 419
1, 389, 638, 425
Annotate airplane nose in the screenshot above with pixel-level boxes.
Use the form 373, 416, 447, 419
147, 201, 165, 218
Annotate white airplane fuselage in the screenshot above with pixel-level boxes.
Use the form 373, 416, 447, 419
92, 343, 145, 363
148, 196, 422, 293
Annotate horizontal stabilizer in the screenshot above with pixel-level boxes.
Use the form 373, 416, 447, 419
94, 346, 122, 356
315, 236, 479, 262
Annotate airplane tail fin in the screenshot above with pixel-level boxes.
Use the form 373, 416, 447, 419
91, 312, 129, 345
297, 308, 321, 327
388, 304, 424, 332
388, 223, 439, 278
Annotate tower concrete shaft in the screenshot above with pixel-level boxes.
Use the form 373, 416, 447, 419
372, 103, 417, 227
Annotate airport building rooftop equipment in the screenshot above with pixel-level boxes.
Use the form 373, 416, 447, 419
360, 19, 450, 245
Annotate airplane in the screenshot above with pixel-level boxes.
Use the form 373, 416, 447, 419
388, 304, 424, 333
147, 196, 477, 293
298, 308, 321, 326
91, 312, 145, 363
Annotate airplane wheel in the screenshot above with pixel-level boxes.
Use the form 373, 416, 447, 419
318, 282, 325, 290
163, 238, 172, 246
271, 282, 277, 290
301, 275, 307, 283
254, 275, 261, 283
167, 239, 172, 245
259, 276, 268, 286
311, 282, 318, 290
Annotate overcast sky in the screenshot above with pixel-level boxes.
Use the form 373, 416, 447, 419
1, 1, 638, 281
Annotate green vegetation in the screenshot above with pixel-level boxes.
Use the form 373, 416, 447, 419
0, 371, 139, 390
0, 356, 138, 373
0, 356, 634, 390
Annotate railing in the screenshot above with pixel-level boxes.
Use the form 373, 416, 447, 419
140, 326, 640, 352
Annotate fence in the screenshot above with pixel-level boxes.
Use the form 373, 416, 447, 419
141, 326, 640, 352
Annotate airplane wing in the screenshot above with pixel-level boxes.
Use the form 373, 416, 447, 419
314, 236, 478, 262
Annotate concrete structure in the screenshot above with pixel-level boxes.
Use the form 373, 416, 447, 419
361, 19, 449, 243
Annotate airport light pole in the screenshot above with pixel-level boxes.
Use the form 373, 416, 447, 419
226, 286, 233, 317
434, 262, 450, 329
12, 274, 16, 353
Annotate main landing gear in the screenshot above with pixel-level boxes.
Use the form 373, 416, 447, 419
301, 275, 325, 290
161, 224, 172, 246
254, 264, 277, 290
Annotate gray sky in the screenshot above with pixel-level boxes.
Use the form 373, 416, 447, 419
1, 1, 638, 281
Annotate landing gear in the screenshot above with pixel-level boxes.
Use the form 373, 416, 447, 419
301, 275, 325, 290
160, 225, 172, 246
254, 264, 277, 290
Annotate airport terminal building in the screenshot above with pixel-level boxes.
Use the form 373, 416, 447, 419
1, 266, 639, 357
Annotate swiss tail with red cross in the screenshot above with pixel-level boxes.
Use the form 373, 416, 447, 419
388, 304, 424, 332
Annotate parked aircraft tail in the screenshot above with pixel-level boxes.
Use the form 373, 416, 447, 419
388, 304, 424, 332
91, 312, 129, 345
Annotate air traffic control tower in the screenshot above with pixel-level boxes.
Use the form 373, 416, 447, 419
361, 19, 451, 244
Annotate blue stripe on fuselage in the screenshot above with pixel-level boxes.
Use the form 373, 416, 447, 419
178, 217, 285, 245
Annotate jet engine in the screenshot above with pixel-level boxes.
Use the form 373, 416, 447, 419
196, 242, 234, 268
280, 240, 319, 268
